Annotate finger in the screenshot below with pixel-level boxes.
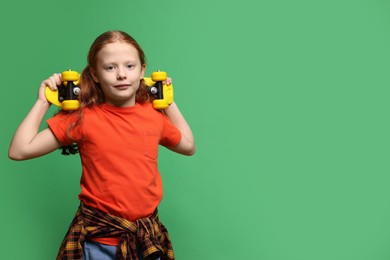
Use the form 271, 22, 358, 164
53, 73, 62, 86
43, 78, 56, 91
47, 74, 61, 90
49, 77, 57, 90
165, 77, 172, 85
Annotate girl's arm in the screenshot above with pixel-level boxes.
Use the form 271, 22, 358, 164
8, 74, 63, 160
164, 101, 196, 156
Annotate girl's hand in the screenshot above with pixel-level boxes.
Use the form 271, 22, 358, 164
38, 73, 62, 103
164, 77, 172, 85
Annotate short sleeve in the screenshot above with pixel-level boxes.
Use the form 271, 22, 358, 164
46, 112, 80, 146
160, 114, 182, 148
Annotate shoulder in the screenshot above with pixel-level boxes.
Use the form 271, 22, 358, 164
49, 110, 78, 122
138, 102, 164, 117
139, 102, 154, 111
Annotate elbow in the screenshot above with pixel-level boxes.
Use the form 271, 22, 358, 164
8, 151, 23, 161
8, 150, 25, 161
170, 138, 196, 156
184, 145, 196, 156
189, 145, 196, 156
8, 147, 29, 161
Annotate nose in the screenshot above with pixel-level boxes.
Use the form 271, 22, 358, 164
117, 68, 127, 80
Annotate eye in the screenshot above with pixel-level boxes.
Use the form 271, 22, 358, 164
105, 65, 115, 71
126, 64, 135, 69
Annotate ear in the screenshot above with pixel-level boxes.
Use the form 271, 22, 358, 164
140, 64, 146, 80
90, 68, 99, 83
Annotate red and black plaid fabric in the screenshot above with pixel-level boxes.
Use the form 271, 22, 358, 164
56, 203, 175, 260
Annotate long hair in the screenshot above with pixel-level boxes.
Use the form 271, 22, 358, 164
61, 30, 150, 155
79, 30, 150, 107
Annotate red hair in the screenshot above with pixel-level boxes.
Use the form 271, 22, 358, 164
60, 31, 150, 155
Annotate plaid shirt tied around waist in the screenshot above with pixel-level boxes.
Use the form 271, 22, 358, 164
57, 203, 175, 260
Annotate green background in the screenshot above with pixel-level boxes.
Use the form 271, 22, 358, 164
1, 0, 390, 259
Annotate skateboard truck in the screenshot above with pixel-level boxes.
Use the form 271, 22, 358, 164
144, 70, 174, 110
45, 70, 80, 110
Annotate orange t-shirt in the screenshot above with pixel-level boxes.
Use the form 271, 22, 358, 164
47, 102, 181, 245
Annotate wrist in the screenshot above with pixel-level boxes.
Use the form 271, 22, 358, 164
35, 98, 51, 110
163, 101, 176, 112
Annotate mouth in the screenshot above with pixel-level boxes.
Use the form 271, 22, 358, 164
114, 84, 130, 90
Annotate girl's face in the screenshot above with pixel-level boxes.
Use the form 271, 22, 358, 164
92, 41, 145, 107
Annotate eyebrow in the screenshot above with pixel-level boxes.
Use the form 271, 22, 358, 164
101, 60, 138, 65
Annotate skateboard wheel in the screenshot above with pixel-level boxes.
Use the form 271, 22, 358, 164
62, 70, 79, 82
151, 71, 167, 82
62, 100, 80, 110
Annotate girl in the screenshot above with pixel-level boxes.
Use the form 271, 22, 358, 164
8, 30, 195, 260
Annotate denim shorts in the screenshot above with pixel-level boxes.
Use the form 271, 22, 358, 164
82, 240, 161, 260
83, 240, 117, 260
